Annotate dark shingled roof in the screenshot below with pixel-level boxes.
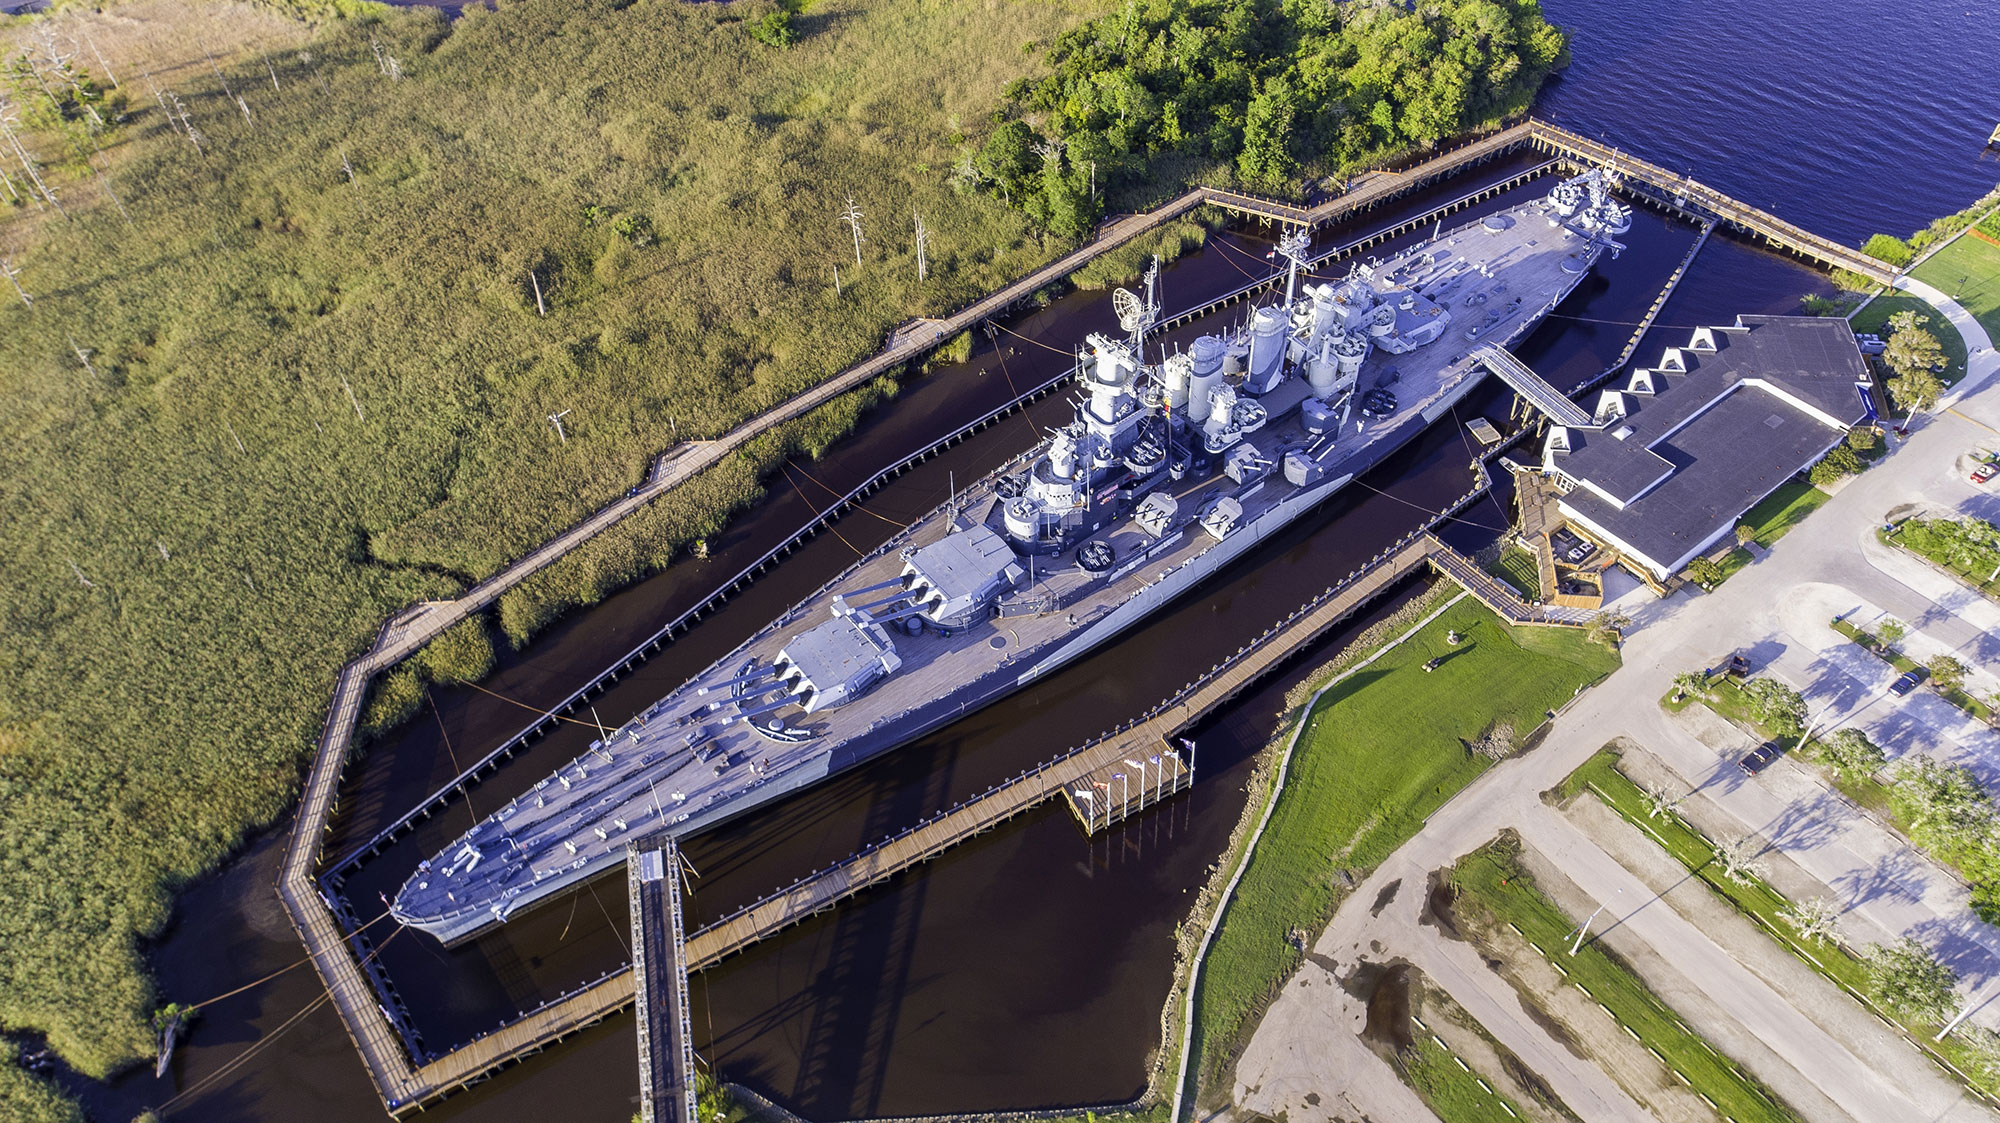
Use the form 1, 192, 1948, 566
1549, 315, 1870, 574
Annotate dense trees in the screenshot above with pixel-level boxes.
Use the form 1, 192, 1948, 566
972, 0, 1568, 232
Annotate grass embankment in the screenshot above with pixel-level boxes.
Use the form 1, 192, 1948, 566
1187, 598, 1618, 1099
0, 0, 1105, 1078
1450, 839, 1802, 1123
1561, 746, 2000, 1098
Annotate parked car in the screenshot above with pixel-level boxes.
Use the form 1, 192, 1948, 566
1973, 463, 1998, 484
1739, 740, 1785, 775
1891, 669, 1927, 697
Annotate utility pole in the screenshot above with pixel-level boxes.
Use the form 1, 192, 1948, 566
1568, 888, 1621, 955
549, 409, 572, 444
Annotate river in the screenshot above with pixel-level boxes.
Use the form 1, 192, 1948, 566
65, 3, 1998, 1120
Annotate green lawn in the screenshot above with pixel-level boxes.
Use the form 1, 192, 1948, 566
1740, 479, 1832, 548
1486, 545, 1542, 599
1402, 1032, 1530, 1123
1189, 599, 1618, 1097
1451, 840, 1801, 1123
1851, 291, 1971, 397
1914, 231, 2000, 344
1562, 747, 2000, 1098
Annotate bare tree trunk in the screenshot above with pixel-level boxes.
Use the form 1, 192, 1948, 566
529, 269, 546, 317
0, 256, 31, 308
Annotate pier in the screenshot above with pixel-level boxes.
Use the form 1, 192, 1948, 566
1522, 120, 1897, 284
277, 113, 1864, 1118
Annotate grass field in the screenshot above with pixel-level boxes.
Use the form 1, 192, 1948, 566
1188, 598, 1618, 1099
1914, 231, 2000, 344
1401, 1032, 1529, 1122
1739, 479, 1832, 548
1561, 746, 2000, 1097
1486, 545, 1542, 599
1450, 839, 1801, 1123
0, 0, 1110, 1078
1851, 292, 1971, 392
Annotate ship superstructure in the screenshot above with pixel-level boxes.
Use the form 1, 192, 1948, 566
391, 170, 1630, 945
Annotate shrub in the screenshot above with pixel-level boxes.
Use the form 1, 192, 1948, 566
1808, 444, 1864, 486
747, 9, 797, 48
1684, 557, 1723, 587
1862, 233, 1915, 267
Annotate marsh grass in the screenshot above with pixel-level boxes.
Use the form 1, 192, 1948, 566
0, 0, 1106, 1075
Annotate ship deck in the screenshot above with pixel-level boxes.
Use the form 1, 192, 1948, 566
398, 193, 1599, 934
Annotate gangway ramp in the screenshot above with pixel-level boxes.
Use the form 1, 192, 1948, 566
1473, 345, 1595, 429
629, 839, 697, 1123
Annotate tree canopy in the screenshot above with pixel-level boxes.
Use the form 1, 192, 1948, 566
972, 0, 1569, 235
1884, 310, 1947, 412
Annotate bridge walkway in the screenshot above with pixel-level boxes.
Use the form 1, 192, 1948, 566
1473, 344, 1596, 429
630, 839, 697, 1123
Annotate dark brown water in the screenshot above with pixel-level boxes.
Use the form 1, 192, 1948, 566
69, 150, 1838, 1123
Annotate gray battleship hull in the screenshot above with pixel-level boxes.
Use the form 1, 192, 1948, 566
393, 170, 1622, 947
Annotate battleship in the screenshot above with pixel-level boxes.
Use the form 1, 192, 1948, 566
391, 170, 1632, 945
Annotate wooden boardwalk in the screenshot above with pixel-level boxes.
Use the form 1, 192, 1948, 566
1522, 120, 1896, 284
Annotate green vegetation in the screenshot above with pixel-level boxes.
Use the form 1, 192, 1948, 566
0, 1042, 79, 1123
975, 0, 1569, 235
1450, 839, 1802, 1123
1400, 1032, 1529, 1123
1885, 516, 2000, 603
0, 0, 1104, 1077
1807, 443, 1864, 486
1485, 544, 1541, 599
1737, 479, 1832, 548
1913, 229, 2000, 343
1562, 746, 2000, 1096
1852, 294, 1969, 398
1189, 598, 1616, 1095
1863, 233, 1916, 268
1865, 939, 1959, 1024
1069, 213, 1214, 290
1683, 555, 1724, 589
1882, 311, 1949, 412
1863, 184, 2000, 267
